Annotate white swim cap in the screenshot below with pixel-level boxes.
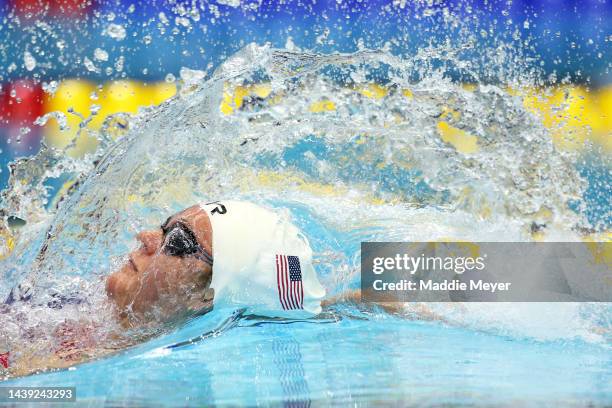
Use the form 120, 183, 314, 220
199, 200, 326, 317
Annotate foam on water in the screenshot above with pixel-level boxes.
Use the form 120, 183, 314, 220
0, 44, 609, 379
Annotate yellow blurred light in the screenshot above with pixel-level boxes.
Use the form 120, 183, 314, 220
251, 83, 272, 99
549, 86, 598, 151
220, 83, 275, 115
437, 121, 479, 154
597, 86, 612, 151
90, 81, 143, 130
402, 88, 414, 98
140, 82, 177, 106
0, 229, 15, 260
309, 100, 336, 113
357, 83, 388, 100
521, 86, 608, 152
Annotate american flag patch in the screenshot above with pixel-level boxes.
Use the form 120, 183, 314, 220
276, 255, 304, 310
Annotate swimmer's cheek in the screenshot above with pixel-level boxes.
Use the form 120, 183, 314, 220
131, 271, 162, 314
106, 273, 131, 311
105, 273, 118, 299
106, 271, 143, 313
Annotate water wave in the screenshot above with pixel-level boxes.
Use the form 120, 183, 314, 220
0, 44, 608, 370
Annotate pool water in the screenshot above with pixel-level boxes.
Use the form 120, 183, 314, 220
4, 304, 611, 407
0, 45, 610, 406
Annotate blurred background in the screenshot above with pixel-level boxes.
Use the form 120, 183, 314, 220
0, 0, 610, 190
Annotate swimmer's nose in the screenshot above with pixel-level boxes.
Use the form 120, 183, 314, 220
137, 230, 163, 255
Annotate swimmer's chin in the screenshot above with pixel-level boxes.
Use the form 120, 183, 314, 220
108, 284, 215, 329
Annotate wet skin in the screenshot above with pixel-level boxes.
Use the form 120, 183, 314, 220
105, 205, 214, 324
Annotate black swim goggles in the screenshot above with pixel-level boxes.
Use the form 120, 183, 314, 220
161, 221, 213, 266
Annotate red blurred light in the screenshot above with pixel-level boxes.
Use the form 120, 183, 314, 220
10, 0, 96, 19
0, 80, 44, 127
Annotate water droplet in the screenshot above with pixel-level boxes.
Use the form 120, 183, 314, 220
158, 12, 169, 25
142, 35, 152, 45
84, 57, 100, 73
114, 56, 124, 72
217, 0, 240, 6
104, 23, 126, 41
19, 127, 30, 140
94, 48, 109, 62
175, 17, 191, 28
23, 51, 36, 71
165, 73, 176, 83
35, 111, 68, 130
42, 80, 58, 95
89, 104, 101, 115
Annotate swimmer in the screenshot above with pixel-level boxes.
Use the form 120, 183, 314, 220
11, 200, 607, 378
2, 200, 439, 377
105, 200, 406, 323
106, 200, 327, 323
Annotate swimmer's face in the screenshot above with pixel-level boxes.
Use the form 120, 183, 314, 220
105, 205, 214, 323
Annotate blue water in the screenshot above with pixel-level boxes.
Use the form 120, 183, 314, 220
1, 43, 610, 407
4, 304, 610, 407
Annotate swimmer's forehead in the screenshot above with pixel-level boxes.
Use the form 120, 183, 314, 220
161, 205, 205, 229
